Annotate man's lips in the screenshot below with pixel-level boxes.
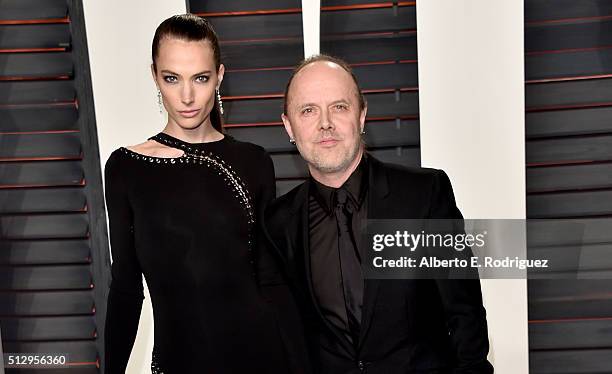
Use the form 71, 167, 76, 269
316, 138, 340, 147
178, 109, 200, 118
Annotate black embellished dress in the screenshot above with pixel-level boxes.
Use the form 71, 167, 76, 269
103, 132, 288, 373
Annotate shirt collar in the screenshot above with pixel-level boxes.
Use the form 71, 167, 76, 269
310, 154, 368, 215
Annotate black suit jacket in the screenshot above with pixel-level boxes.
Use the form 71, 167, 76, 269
262, 155, 494, 374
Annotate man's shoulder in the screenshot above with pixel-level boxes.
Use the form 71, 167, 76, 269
372, 157, 461, 218
265, 181, 307, 224
374, 157, 446, 187
384, 162, 442, 177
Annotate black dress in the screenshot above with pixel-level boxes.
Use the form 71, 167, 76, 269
104, 132, 288, 373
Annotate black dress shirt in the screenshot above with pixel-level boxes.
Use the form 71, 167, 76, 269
308, 155, 368, 343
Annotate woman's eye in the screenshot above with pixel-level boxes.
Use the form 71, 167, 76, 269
195, 75, 210, 83
163, 76, 177, 83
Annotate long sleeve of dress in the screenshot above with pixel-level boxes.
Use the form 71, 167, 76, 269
104, 151, 144, 374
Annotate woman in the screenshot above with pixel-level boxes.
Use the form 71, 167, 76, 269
104, 14, 289, 373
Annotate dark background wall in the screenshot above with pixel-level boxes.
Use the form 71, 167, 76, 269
0, 0, 109, 373
526, 1, 612, 373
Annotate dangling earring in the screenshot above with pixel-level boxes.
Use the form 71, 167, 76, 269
157, 89, 163, 114
289, 138, 296, 145
216, 88, 224, 115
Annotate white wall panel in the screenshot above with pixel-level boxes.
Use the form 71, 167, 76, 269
417, 1, 529, 372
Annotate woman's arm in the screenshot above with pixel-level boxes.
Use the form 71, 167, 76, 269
104, 151, 144, 373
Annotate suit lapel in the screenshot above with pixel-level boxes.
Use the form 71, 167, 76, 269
359, 156, 390, 347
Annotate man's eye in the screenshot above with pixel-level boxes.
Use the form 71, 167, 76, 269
163, 76, 178, 83
195, 75, 210, 83
301, 107, 314, 115
334, 104, 348, 111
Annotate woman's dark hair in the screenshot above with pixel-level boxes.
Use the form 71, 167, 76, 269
152, 14, 224, 133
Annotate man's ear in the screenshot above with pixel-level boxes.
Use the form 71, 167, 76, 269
281, 113, 295, 141
359, 105, 368, 133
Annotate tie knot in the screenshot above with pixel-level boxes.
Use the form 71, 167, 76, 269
336, 188, 355, 216
336, 188, 348, 206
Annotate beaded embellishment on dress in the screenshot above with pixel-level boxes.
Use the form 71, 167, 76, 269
148, 133, 254, 227
120, 133, 256, 247
119, 138, 253, 224
151, 349, 164, 374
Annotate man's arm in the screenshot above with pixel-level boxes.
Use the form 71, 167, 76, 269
429, 170, 494, 374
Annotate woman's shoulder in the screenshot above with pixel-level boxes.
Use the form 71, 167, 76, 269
125, 139, 184, 158
108, 140, 185, 164
106, 147, 129, 166
105, 140, 160, 171
105, 147, 135, 178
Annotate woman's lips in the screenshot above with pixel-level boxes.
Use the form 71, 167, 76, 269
178, 109, 200, 118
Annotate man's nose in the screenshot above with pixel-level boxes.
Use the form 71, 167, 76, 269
320, 110, 334, 130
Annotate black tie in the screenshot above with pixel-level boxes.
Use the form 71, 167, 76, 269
335, 188, 363, 345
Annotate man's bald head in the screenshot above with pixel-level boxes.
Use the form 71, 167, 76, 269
283, 54, 366, 115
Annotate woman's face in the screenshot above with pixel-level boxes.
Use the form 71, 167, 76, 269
152, 37, 224, 131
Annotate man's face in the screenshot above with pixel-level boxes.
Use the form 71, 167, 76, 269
282, 61, 366, 175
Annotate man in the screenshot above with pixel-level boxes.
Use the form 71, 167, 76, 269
263, 55, 493, 373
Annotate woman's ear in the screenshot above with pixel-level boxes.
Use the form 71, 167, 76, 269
151, 64, 159, 88
217, 64, 225, 89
